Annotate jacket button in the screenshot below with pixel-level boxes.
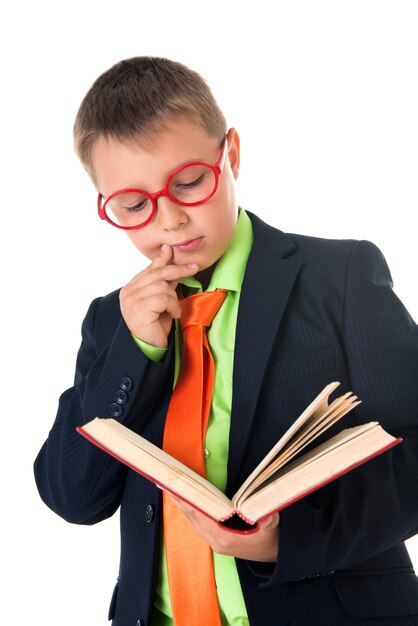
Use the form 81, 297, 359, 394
120, 376, 133, 392
113, 389, 128, 405
145, 504, 155, 523
109, 403, 124, 418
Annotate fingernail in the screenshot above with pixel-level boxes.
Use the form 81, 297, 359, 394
187, 263, 198, 269
161, 243, 168, 251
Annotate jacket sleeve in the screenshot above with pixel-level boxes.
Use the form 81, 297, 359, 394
34, 295, 173, 525
252, 239, 418, 586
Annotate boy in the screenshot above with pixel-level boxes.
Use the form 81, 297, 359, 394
34, 57, 418, 626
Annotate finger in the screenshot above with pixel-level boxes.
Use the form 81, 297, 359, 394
156, 291, 182, 320
136, 263, 200, 291
149, 244, 199, 289
121, 248, 172, 292
150, 243, 173, 270
126, 294, 181, 325
125, 279, 178, 301
259, 512, 280, 530
123, 261, 199, 298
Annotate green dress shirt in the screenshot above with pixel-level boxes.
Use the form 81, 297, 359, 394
135, 209, 253, 626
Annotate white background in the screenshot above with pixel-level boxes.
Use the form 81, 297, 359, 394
1, 1, 417, 624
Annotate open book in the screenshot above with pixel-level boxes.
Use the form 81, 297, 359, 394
77, 382, 401, 533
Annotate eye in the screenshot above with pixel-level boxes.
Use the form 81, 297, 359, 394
124, 197, 149, 212
177, 173, 205, 189
110, 192, 150, 213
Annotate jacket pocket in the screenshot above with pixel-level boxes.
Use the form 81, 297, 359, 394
333, 571, 418, 618
263, 345, 336, 387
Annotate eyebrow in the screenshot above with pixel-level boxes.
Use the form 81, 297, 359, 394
100, 145, 221, 197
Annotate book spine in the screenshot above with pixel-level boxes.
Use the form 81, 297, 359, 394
218, 510, 257, 527
216, 511, 260, 535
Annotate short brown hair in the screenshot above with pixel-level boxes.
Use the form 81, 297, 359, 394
73, 56, 227, 177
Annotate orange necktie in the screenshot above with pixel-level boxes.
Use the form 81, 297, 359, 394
162, 289, 228, 626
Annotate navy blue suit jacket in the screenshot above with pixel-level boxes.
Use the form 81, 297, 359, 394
35, 212, 418, 625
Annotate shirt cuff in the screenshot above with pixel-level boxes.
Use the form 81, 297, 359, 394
131, 335, 167, 363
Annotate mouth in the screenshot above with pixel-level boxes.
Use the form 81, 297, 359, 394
172, 237, 203, 251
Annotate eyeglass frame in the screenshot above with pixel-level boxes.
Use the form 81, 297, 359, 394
97, 135, 228, 230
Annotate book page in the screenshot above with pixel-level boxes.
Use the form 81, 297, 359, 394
234, 381, 347, 502
235, 395, 361, 504
79, 418, 234, 520
239, 423, 399, 521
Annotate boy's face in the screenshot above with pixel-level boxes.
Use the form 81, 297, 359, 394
92, 119, 240, 274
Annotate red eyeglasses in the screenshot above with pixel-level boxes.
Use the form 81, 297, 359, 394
97, 137, 228, 230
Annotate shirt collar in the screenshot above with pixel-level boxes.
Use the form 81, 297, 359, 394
181, 208, 253, 294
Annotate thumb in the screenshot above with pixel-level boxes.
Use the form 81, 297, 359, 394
259, 512, 280, 530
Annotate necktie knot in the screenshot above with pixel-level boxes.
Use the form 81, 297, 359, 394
180, 289, 228, 330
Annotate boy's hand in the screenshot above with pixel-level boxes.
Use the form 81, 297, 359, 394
171, 496, 280, 563
120, 244, 198, 349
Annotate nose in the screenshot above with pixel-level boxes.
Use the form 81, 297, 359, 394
156, 196, 189, 231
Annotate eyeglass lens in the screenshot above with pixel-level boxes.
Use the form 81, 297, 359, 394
105, 164, 217, 228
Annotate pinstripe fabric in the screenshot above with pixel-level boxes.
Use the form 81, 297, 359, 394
35, 212, 418, 625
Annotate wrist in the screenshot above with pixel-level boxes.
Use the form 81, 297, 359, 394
130, 328, 169, 350
132, 335, 168, 362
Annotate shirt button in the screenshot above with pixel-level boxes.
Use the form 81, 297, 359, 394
204, 448, 210, 460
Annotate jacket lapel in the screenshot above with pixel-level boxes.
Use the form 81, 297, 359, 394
226, 213, 302, 495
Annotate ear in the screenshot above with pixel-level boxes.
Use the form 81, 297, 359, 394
226, 128, 240, 180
